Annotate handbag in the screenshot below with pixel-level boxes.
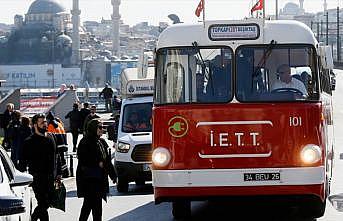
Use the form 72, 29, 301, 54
50, 181, 66, 212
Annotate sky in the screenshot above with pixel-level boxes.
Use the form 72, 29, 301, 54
0, 0, 342, 26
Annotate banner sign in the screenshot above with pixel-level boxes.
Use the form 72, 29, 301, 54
209, 24, 260, 41
20, 97, 57, 114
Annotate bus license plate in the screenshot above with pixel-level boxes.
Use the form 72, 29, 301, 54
244, 172, 280, 181
143, 164, 151, 171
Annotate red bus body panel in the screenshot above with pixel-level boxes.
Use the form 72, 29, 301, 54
152, 102, 327, 201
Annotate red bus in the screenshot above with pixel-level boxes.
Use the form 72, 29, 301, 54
152, 19, 334, 219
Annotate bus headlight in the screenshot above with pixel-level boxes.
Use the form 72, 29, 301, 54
300, 144, 322, 164
117, 142, 130, 153
152, 147, 171, 167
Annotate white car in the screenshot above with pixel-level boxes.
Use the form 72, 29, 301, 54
0, 146, 33, 221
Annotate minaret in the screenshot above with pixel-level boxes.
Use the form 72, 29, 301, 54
324, 0, 327, 13
299, 0, 304, 10
71, 0, 81, 65
111, 0, 121, 56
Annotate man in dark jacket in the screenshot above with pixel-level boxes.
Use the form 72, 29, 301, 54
79, 102, 91, 134
22, 114, 61, 221
65, 103, 82, 152
99, 83, 114, 112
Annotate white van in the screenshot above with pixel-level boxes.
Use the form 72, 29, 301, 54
113, 66, 154, 192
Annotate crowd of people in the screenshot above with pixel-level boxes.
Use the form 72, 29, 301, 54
0, 99, 119, 220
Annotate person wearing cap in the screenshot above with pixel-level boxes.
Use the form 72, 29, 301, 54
99, 83, 114, 113
76, 119, 116, 221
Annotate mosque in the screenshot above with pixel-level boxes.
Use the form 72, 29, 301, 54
0, 0, 73, 65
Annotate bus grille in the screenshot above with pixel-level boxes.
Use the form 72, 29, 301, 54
131, 144, 152, 162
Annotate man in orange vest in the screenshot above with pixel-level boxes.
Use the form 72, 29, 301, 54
47, 112, 69, 177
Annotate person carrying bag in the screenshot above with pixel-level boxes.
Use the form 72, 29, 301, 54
76, 119, 116, 221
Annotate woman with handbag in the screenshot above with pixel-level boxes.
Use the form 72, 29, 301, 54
76, 119, 116, 221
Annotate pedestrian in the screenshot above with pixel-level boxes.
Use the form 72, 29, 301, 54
99, 83, 114, 113
1, 103, 14, 150
17, 116, 32, 172
47, 112, 69, 177
65, 103, 82, 152
112, 95, 121, 114
79, 102, 91, 134
7, 110, 23, 169
57, 84, 67, 97
76, 119, 116, 221
22, 114, 62, 221
83, 105, 100, 135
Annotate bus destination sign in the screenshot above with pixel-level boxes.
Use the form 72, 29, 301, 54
209, 24, 260, 41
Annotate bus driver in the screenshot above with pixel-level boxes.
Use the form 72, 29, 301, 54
272, 64, 308, 96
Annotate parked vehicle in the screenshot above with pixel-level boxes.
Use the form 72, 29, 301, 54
112, 66, 154, 192
0, 146, 33, 221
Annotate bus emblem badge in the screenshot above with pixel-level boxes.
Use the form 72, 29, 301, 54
168, 116, 189, 138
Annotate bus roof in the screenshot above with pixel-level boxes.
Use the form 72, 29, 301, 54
157, 19, 318, 49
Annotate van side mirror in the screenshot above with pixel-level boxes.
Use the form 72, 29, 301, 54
10, 171, 33, 187
329, 194, 343, 212
330, 73, 336, 91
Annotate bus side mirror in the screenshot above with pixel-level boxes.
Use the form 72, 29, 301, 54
330, 74, 336, 91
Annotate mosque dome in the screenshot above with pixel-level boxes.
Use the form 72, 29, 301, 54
283, 2, 300, 15
27, 0, 65, 14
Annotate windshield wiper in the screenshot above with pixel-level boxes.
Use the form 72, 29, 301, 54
192, 41, 215, 95
255, 40, 276, 70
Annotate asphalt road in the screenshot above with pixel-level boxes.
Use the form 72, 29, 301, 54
45, 70, 343, 221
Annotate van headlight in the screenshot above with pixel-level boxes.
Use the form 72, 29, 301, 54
152, 147, 171, 167
300, 144, 322, 164
117, 142, 130, 153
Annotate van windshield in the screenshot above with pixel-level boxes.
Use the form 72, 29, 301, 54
122, 102, 153, 133
236, 45, 319, 102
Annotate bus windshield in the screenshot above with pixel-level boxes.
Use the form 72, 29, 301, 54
155, 47, 233, 104
236, 45, 319, 102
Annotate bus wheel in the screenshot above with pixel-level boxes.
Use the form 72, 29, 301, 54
135, 179, 145, 186
172, 201, 191, 220
300, 201, 326, 218
117, 177, 129, 193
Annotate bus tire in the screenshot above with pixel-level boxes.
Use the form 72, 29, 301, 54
135, 179, 145, 186
300, 201, 326, 218
172, 201, 191, 220
117, 177, 129, 193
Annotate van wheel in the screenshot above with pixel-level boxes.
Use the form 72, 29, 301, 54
117, 177, 128, 193
172, 201, 191, 220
